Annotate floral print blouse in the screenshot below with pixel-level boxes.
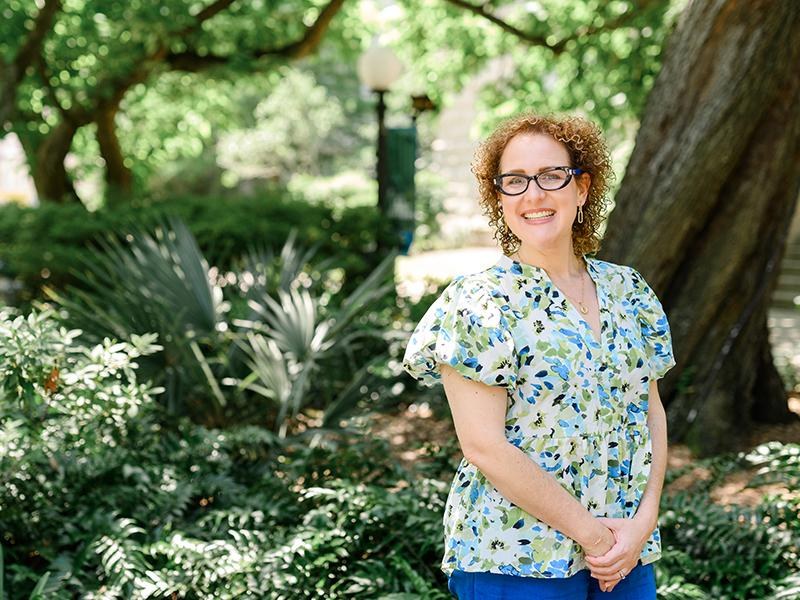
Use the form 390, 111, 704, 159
402, 253, 677, 579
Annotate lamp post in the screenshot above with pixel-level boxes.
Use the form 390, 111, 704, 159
357, 43, 404, 225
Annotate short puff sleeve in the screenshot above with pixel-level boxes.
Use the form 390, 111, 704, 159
629, 267, 677, 380
402, 277, 519, 389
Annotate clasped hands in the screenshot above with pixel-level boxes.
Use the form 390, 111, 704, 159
584, 517, 651, 593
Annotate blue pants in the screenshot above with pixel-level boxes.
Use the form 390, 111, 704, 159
447, 561, 656, 599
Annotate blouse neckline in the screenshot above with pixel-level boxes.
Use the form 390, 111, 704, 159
496, 252, 608, 350
496, 252, 599, 283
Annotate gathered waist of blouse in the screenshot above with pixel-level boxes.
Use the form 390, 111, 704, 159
507, 419, 650, 447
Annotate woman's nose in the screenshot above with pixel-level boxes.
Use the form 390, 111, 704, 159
522, 178, 546, 201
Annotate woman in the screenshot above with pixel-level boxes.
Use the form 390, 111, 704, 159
402, 113, 676, 599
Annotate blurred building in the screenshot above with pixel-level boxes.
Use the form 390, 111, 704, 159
429, 56, 515, 249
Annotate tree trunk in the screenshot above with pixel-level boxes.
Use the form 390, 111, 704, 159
32, 119, 81, 203
96, 103, 133, 201
600, 0, 800, 456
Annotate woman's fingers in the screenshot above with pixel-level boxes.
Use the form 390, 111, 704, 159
597, 565, 633, 592
588, 560, 628, 577
585, 543, 628, 568
599, 577, 620, 593
592, 562, 635, 585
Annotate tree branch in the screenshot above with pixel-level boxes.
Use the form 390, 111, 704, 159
164, 51, 230, 71
443, 0, 555, 49
95, 103, 133, 195
441, 0, 663, 53
191, 0, 239, 26
166, 0, 347, 70
10, 0, 62, 82
0, 0, 62, 124
79, 0, 238, 102
573, 0, 663, 39
259, 0, 347, 59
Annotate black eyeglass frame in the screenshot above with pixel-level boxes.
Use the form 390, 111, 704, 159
493, 166, 586, 196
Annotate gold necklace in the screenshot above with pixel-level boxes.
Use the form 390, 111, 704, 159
559, 265, 589, 314
576, 273, 589, 314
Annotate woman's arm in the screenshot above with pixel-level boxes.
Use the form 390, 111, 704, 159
633, 378, 668, 531
440, 364, 615, 555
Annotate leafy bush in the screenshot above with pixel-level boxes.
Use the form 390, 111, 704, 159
44, 218, 398, 432
0, 308, 164, 597
0, 309, 449, 597
657, 443, 800, 600
0, 191, 393, 306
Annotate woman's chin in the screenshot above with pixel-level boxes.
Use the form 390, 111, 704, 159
512, 228, 567, 247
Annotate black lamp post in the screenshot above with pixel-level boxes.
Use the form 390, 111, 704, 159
357, 43, 404, 224
375, 89, 388, 216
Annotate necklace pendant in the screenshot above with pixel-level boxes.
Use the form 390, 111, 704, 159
578, 303, 589, 315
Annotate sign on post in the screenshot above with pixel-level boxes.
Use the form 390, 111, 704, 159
385, 126, 417, 254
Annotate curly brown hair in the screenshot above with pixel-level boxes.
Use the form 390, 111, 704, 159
471, 112, 614, 258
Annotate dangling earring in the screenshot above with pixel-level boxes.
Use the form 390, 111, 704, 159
577, 204, 584, 224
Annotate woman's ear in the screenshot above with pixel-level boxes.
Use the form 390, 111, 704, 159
577, 173, 591, 201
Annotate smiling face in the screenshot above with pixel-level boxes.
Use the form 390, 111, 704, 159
497, 133, 590, 256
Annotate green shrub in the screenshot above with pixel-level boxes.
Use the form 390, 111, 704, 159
44, 218, 398, 432
657, 443, 800, 600
0, 192, 394, 305
0, 308, 164, 597
0, 309, 448, 598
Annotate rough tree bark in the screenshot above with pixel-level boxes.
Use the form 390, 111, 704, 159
600, 0, 800, 456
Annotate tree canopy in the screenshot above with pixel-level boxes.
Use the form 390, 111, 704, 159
1, 0, 679, 205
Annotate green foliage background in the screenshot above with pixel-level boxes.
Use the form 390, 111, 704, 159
1, 0, 685, 206
2, 308, 799, 598
4, 1, 798, 599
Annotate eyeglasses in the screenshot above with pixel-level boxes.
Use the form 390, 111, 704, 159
493, 166, 586, 195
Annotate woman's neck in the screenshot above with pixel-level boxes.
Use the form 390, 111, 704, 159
513, 246, 585, 281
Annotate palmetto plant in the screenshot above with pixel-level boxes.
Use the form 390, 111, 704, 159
44, 216, 227, 424
43, 216, 397, 435
233, 246, 396, 438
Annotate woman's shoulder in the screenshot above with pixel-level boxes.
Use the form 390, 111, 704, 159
402, 264, 519, 389
590, 256, 671, 325
586, 255, 638, 290
587, 255, 634, 276
440, 263, 510, 303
